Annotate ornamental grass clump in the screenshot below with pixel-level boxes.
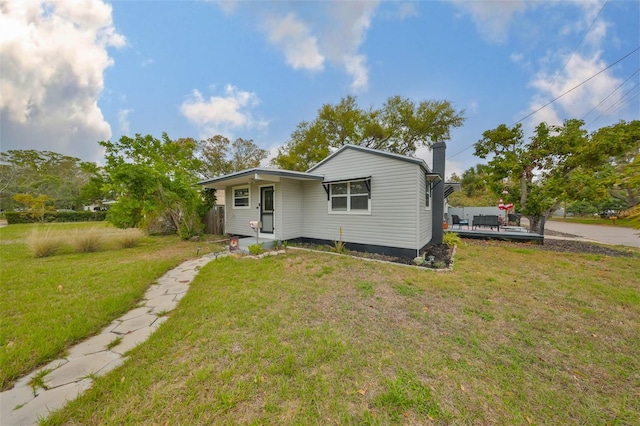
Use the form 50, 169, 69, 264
114, 228, 144, 248
72, 227, 103, 253
26, 228, 64, 258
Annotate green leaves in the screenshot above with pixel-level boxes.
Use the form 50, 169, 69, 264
272, 95, 465, 171
101, 133, 204, 237
197, 136, 268, 178
473, 119, 640, 232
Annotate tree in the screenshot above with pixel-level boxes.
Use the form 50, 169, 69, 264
100, 133, 205, 238
12, 194, 54, 222
624, 153, 640, 228
474, 119, 640, 233
272, 95, 465, 171
197, 136, 268, 178
0, 150, 99, 211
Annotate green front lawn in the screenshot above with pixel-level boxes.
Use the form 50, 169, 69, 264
41, 241, 640, 425
0, 222, 218, 390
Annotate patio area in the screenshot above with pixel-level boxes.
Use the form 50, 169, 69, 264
447, 224, 544, 244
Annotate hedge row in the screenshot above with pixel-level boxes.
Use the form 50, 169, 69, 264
4, 211, 107, 224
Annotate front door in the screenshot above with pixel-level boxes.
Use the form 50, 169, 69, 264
260, 186, 274, 234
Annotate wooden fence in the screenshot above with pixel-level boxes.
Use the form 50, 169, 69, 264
203, 206, 225, 235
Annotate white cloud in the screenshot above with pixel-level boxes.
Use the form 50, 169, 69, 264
0, 0, 124, 162
118, 109, 133, 136
180, 85, 268, 139
449, 0, 529, 44
255, 2, 378, 93
467, 99, 479, 115
528, 52, 622, 122
395, 2, 419, 20
321, 2, 378, 92
262, 13, 324, 71
211, 0, 238, 15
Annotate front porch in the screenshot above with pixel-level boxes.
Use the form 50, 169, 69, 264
235, 236, 277, 252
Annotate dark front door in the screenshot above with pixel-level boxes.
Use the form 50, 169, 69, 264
260, 186, 274, 234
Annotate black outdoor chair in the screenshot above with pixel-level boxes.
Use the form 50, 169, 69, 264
508, 213, 522, 226
451, 214, 469, 229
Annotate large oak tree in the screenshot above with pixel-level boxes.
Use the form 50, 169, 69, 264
272, 95, 465, 171
474, 119, 640, 233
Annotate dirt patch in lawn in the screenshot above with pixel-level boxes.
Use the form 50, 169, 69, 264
466, 238, 638, 258
294, 236, 637, 271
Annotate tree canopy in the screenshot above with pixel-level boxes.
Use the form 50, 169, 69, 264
197, 136, 268, 178
0, 150, 103, 211
100, 133, 206, 237
474, 119, 640, 232
272, 95, 465, 171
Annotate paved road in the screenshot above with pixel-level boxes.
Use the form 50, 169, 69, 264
543, 219, 640, 248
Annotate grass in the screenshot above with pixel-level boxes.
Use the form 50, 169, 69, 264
550, 216, 636, 228
0, 222, 223, 390
72, 227, 104, 253
40, 240, 640, 425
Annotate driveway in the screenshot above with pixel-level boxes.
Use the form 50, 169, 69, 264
543, 219, 640, 248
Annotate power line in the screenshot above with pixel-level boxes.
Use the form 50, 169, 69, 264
550, 0, 608, 87
581, 67, 640, 122
510, 46, 639, 126
587, 82, 640, 128
446, 46, 640, 161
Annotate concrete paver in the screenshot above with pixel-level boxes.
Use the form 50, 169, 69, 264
4, 380, 92, 426
145, 294, 179, 311
118, 306, 151, 321
0, 251, 225, 426
44, 351, 121, 388
110, 325, 155, 355
67, 332, 118, 359
111, 313, 158, 334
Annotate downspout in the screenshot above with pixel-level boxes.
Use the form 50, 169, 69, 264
431, 142, 446, 245
416, 167, 421, 258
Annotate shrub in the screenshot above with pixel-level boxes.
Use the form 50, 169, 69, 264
114, 228, 144, 248
73, 227, 104, 253
26, 228, 64, 258
4, 210, 106, 224
248, 243, 264, 255
443, 231, 462, 247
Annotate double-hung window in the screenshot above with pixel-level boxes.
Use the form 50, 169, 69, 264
425, 178, 431, 210
329, 180, 370, 213
233, 185, 250, 209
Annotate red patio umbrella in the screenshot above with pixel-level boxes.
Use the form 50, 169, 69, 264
498, 198, 514, 225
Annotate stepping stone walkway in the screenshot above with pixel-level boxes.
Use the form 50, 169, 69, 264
1, 252, 225, 426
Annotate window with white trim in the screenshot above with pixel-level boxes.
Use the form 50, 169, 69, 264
330, 180, 370, 213
233, 185, 250, 209
425, 178, 431, 210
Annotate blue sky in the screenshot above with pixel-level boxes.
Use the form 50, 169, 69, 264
1, 0, 638, 178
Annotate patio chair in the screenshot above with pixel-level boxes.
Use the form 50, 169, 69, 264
508, 213, 521, 226
451, 214, 469, 229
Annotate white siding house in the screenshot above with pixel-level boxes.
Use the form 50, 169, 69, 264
199, 144, 446, 258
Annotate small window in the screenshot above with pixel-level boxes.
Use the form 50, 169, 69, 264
233, 186, 250, 209
425, 179, 431, 210
329, 180, 370, 213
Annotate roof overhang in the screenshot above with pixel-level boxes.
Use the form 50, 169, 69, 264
198, 168, 324, 190
444, 182, 461, 198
